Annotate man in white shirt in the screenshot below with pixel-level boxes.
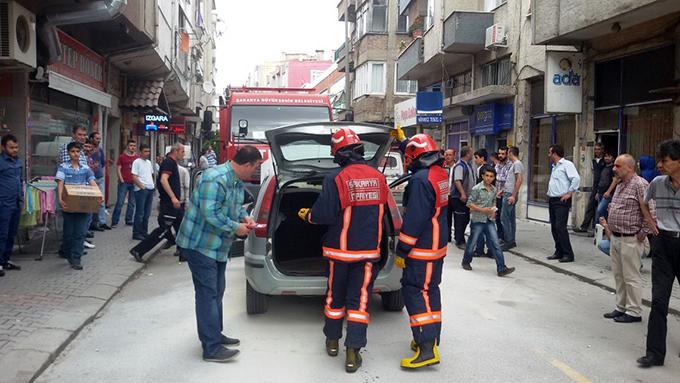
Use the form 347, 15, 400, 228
131, 144, 155, 240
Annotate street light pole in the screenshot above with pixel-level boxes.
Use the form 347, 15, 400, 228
344, 0, 351, 119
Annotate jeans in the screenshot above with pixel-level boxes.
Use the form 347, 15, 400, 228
646, 234, 680, 361
62, 212, 90, 266
0, 203, 21, 265
462, 219, 507, 273
182, 247, 227, 357
495, 197, 504, 241
452, 198, 470, 245
133, 189, 154, 237
111, 182, 136, 225
549, 197, 574, 259
95, 177, 106, 225
596, 196, 611, 224
598, 239, 611, 256
501, 192, 516, 244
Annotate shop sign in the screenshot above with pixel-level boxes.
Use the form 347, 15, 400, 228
471, 103, 513, 136
416, 91, 443, 125
545, 51, 584, 114
144, 114, 169, 131
394, 97, 417, 128
49, 31, 105, 91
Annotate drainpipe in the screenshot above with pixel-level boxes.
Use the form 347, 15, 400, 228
38, 0, 127, 65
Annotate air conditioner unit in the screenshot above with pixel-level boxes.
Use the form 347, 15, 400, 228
0, 0, 36, 68
485, 24, 507, 50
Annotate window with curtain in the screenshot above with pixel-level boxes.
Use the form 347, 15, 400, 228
395, 63, 417, 94
353, 62, 386, 98
480, 56, 511, 87
371, 0, 387, 32
426, 0, 435, 30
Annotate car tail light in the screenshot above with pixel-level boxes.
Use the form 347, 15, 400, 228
387, 193, 402, 232
254, 177, 276, 237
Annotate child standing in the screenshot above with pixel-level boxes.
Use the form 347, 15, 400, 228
461, 166, 516, 277
56, 142, 103, 270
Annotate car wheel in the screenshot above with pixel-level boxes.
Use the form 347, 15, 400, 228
229, 240, 244, 258
380, 289, 404, 311
246, 280, 268, 315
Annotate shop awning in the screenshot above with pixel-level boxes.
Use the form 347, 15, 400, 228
120, 79, 170, 114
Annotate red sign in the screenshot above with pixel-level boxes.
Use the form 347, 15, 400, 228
49, 30, 105, 91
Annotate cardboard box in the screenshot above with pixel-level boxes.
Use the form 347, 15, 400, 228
62, 185, 102, 213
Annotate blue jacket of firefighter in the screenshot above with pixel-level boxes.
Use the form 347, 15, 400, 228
397, 144, 449, 261
304, 158, 389, 263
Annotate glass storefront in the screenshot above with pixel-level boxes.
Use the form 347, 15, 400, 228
29, 97, 92, 178
446, 120, 470, 155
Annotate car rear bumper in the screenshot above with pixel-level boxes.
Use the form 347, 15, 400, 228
244, 250, 403, 296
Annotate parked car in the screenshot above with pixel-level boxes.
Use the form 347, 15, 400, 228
243, 122, 405, 314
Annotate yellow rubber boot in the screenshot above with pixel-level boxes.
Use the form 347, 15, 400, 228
400, 341, 440, 369
409, 340, 418, 352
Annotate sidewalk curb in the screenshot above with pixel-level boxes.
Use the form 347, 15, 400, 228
509, 249, 680, 318
0, 250, 163, 383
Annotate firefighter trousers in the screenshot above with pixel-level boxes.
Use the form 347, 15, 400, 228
323, 260, 379, 348
402, 258, 444, 345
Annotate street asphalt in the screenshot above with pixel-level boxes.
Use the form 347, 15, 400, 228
36, 247, 680, 383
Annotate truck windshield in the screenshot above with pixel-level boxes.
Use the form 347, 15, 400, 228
230, 105, 329, 139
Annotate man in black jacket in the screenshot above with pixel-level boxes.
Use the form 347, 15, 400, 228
575, 143, 605, 234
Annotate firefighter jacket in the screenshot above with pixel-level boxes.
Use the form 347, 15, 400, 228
306, 160, 389, 263
397, 165, 449, 261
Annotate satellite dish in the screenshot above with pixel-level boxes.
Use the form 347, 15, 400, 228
202, 82, 215, 94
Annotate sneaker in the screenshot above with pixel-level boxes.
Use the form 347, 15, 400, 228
100, 224, 112, 230
573, 227, 588, 233
203, 347, 239, 363
86, 231, 94, 239
220, 335, 240, 347
3, 261, 21, 271
84, 240, 95, 249
461, 263, 472, 271
497, 267, 516, 277
110, 223, 118, 228
501, 241, 516, 251
70, 264, 83, 270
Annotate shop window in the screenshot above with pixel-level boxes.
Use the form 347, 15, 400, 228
595, 45, 674, 107
529, 118, 552, 203
623, 103, 673, 161
528, 115, 576, 204
30, 101, 91, 178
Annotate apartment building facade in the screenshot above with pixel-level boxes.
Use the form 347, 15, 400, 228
336, 0, 418, 124
0, 0, 219, 199
395, 0, 680, 224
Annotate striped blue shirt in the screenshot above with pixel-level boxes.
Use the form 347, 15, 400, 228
176, 162, 248, 261
55, 162, 95, 185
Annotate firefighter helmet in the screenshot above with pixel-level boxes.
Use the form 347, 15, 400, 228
331, 127, 362, 156
404, 134, 438, 160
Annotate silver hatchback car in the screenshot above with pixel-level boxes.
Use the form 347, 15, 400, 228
243, 122, 405, 314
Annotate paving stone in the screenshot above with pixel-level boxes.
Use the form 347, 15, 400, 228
13, 328, 73, 354
0, 349, 51, 383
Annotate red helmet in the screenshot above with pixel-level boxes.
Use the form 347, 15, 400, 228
404, 134, 438, 160
331, 127, 362, 156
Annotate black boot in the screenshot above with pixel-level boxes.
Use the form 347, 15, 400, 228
325, 338, 339, 357
345, 347, 362, 373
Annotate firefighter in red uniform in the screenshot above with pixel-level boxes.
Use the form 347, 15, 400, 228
392, 128, 448, 369
297, 127, 389, 373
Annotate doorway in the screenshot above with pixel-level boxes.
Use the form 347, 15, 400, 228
596, 132, 619, 156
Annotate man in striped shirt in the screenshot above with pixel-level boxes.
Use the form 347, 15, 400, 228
601, 154, 652, 324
